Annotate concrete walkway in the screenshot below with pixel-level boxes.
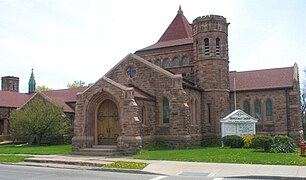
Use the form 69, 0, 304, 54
12, 154, 306, 179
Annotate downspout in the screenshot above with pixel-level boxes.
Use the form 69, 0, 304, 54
285, 89, 290, 136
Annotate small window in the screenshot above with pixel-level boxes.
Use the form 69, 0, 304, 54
182, 56, 189, 65
163, 58, 171, 68
204, 38, 210, 56
172, 57, 180, 67
266, 98, 272, 120
254, 100, 261, 119
141, 106, 147, 125
207, 103, 211, 123
154, 59, 161, 67
195, 99, 198, 124
243, 100, 250, 115
163, 98, 169, 123
216, 38, 220, 56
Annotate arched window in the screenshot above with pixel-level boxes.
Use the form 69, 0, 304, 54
163, 97, 170, 123
216, 38, 220, 56
154, 59, 161, 67
182, 56, 189, 65
163, 58, 171, 68
172, 57, 180, 67
243, 100, 250, 115
204, 38, 210, 56
266, 98, 272, 120
141, 106, 147, 125
254, 100, 261, 119
190, 99, 195, 124
195, 99, 198, 124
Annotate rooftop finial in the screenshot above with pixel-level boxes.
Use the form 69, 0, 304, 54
28, 68, 36, 94
177, 5, 183, 15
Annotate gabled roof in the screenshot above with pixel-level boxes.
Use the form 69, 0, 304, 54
0, 87, 87, 113
137, 6, 193, 52
43, 87, 87, 113
0, 91, 34, 108
229, 66, 294, 91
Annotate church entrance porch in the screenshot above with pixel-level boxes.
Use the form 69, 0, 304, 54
96, 99, 120, 145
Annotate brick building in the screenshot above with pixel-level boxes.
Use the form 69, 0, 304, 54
72, 7, 303, 153
0, 71, 85, 142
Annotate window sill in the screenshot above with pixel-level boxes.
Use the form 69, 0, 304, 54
159, 123, 169, 128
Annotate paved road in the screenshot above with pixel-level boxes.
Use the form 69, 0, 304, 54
0, 164, 303, 180
0, 164, 160, 180
0, 164, 219, 180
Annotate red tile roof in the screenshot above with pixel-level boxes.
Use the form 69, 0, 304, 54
158, 13, 192, 42
43, 87, 87, 113
122, 84, 155, 101
0, 91, 34, 108
229, 67, 294, 91
137, 10, 193, 51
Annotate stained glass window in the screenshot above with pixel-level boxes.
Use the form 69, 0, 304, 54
155, 59, 161, 67
172, 57, 180, 67
127, 66, 136, 78
182, 56, 189, 65
255, 100, 261, 119
266, 98, 272, 120
163, 98, 169, 123
163, 58, 171, 68
243, 100, 250, 115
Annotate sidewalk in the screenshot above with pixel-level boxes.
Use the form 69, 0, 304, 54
13, 154, 306, 178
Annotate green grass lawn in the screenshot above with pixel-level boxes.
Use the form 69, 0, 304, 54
0, 155, 31, 163
103, 161, 148, 169
133, 147, 306, 166
0, 144, 71, 155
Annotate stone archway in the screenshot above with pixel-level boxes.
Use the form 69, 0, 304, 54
96, 99, 120, 145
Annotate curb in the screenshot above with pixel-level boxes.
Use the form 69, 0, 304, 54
21, 158, 163, 176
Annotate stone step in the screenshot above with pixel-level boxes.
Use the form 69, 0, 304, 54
71, 145, 122, 156
71, 150, 122, 156
92, 145, 117, 149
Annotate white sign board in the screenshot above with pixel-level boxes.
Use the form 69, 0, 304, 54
221, 110, 258, 138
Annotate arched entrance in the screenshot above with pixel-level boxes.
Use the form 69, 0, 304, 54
96, 99, 120, 145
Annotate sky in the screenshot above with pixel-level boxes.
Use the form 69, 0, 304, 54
0, 0, 305, 93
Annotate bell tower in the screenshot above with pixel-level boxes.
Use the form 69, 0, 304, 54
192, 15, 230, 138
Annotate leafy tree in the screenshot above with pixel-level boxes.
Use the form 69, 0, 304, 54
36, 85, 52, 92
67, 80, 86, 88
10, 98, 68, 145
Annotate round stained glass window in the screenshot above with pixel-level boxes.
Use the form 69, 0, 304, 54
127, 66, 136, 78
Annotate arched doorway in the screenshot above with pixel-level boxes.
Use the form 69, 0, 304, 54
96, 99, 120, 145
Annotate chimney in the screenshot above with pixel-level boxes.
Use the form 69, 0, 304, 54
1, 76, 19, 92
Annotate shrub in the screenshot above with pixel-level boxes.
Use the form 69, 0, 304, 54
201, 135, 221, 147
222, 135, 244, 148
274, 135, 294, 143
243, 135, 254, 148
251, 135, 273, 152
270, 135, 296, 153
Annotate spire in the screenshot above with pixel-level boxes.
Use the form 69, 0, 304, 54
28, 68, 36, 93
177, 5, 183, 15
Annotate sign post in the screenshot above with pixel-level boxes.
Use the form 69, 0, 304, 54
220, 109, 258, 138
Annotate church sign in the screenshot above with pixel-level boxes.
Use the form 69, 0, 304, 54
220, 109, 258, 137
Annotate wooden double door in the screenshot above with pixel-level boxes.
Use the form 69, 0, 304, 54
97, 99, 120, 145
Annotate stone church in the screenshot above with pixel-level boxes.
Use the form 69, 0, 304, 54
72, 7, 303, 153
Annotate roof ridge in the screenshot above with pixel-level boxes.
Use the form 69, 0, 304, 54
230, 66, 293, 74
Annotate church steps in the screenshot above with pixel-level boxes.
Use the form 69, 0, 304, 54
71, 145, 122, 156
